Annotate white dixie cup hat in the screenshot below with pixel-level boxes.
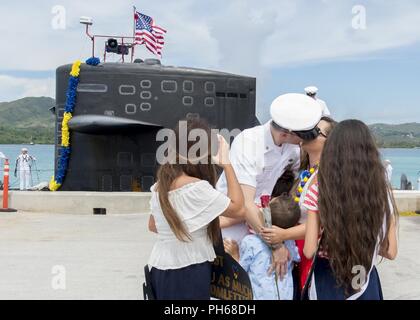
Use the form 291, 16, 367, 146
270, 93, 323, 131
304, 86, 319, 95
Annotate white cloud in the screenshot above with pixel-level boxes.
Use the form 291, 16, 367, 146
2, 0, 420, 72
261, 0, 420, 67
1, 0, 420, 115
0, 0, 221, 70
0, 75, 55, 102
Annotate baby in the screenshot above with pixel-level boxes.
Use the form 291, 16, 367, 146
224, 194, 300, 300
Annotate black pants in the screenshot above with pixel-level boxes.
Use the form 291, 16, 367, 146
313, 257, 383, 300
151, 261, 212, 300
292, 263, 301, 300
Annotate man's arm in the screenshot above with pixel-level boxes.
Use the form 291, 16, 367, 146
241, 184, 263, 232
219, 183, 262, 231
218, 132, 258, 225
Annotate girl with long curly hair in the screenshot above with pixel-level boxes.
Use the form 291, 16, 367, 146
303, 119, 398, 300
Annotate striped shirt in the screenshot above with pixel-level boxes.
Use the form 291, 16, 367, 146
302, 183, 319, 213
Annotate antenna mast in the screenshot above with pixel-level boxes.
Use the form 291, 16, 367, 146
80, 16, 136, 63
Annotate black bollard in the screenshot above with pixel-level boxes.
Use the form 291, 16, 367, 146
93, 208, 106, 215
401, 174, 408, 190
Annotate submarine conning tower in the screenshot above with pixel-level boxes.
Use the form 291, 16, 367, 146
53, 59, 258, 192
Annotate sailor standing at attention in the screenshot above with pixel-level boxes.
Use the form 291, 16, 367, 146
304, 86, 331, 117
216, 93, 322, 276
384, 159, 393, 183
14, 148, 36, 190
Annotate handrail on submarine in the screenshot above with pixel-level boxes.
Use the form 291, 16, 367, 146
82, 17, 136, 63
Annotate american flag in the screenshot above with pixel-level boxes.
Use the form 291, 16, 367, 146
134, 10, 166, 57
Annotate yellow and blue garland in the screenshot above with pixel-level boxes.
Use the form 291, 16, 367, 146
49, 57, 100, 191
294, 164, 318, 203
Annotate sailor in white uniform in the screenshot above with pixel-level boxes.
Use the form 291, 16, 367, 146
384, 159, 393, 183
216, 93, 323, 244
304, 86, 331, 117
14, 148, 36, 190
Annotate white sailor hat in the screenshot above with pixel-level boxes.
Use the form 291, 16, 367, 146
21, 148, 28, 152
270, 93, 322, 131
304, 86, 318, 95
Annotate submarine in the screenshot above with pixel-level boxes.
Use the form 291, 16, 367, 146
51, 17, 259, 192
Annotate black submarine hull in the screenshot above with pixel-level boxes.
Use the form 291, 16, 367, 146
53, 60, 258, 191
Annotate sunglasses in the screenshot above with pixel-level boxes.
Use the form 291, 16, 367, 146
271, 121, 327, 141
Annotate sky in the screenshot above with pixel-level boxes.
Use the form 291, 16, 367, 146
0, 0, 419, 124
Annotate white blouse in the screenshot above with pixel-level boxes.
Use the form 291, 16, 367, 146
148, 180, 231, 270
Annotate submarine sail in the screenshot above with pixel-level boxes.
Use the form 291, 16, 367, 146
53, 59, 258, 191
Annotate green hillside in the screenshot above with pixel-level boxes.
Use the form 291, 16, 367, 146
369, 123, 420, 148
0, 96, 419, 147
0, 97, 55, 144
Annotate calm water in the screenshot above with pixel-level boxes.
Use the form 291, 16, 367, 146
0, 144, 419, 190
381, 148, 420, 189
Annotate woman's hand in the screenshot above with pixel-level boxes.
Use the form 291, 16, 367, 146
260, 226, 287, 245
223, 238, 240, 262
268, 244, 290, 280
212, 134, 230, 168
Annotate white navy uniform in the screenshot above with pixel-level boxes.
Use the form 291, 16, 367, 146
385, 162, 393, 183
217, 93, 323, 244
16, 153, 36, 190
304, 86, 331, 117
316, 98, 331, 117
216, 122, 301, 243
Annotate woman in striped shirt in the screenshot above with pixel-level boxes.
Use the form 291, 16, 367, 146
303, 119, 398, 300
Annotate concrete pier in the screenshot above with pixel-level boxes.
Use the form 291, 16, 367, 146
0, 211, 418, 299
1, 190, 420, 214
1, 191, 151, 215
393, 191, 420, 212
0, 189, 418, 299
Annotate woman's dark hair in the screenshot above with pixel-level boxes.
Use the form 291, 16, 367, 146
318, 119, 398, 294
299, 116, 337, 171
156, 118, 220, 244
291, 117, 337, 197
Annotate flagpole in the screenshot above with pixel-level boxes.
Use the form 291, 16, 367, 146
131, 5, 136, 63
